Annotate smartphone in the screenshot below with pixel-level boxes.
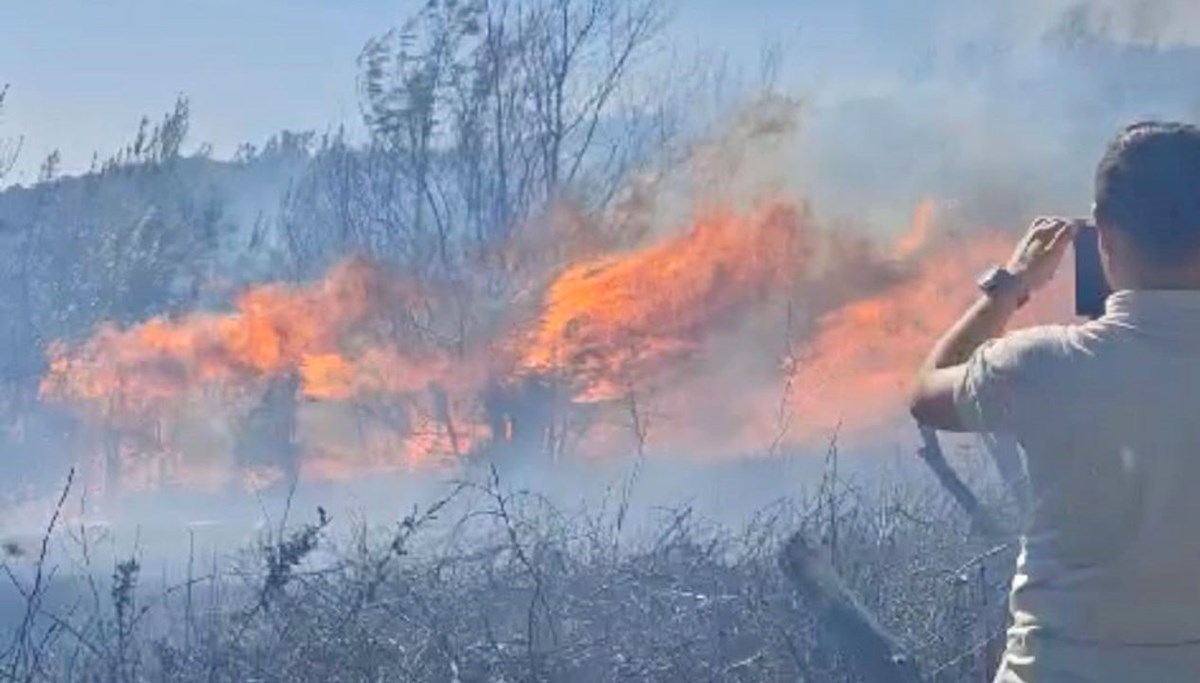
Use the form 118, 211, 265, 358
1074, 222, 1111, 319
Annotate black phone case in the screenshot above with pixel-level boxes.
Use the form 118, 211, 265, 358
1074, 224, 1111, 319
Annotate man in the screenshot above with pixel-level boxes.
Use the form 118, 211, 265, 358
910, 121, 1200, 682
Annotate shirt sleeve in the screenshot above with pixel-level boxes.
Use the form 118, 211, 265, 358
953, 327, 1062, 434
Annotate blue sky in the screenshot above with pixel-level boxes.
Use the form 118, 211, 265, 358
2, 0, 406, 180
0, 0, 1091, 183
6, 0, 1196, 213
0, 0, 817, 182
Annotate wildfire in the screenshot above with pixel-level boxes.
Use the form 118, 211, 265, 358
38, 190, 1073, 494
521, 200, 809, 401
23, 86, 1083, 500
39, 258, 464, 415
39, 258, 488, 493
892, 197, 937, 261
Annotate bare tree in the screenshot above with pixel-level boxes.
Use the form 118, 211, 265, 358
0, 85, 22, 184
272, 0, 673, 423
282, 0, 668, 284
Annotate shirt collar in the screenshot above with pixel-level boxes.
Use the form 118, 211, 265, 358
1105, 289, 1200, 326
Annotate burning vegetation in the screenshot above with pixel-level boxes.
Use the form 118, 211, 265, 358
8, 0, 1185, 679
520, 200, 807, 401
6, 0, 1075, 500
36, 182, 1062, 497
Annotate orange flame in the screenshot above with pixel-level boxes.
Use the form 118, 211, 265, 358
38, 259, 469, 414
892, 198, 937, 260
39, 258, 490, 492
39, 191, 1075, 493
521, 200, 808, 401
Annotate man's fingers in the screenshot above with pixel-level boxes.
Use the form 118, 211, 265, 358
1029, 218, 1054, 240
1007, 215, 1079, 293
1032, 216, 1067, 227
1037, 217, 1069, 232
1023, 218, 1056, 250
1030, 217, 1071, 246
1045, 220, 1077, 254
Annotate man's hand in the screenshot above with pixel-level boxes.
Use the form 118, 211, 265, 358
1005, 217, 1079, 295
909, 217, 1076, 432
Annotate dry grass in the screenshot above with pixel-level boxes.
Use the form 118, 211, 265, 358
0, 452, 1018, 683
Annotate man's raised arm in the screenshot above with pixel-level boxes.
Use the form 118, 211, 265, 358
908, 218, 1077, 431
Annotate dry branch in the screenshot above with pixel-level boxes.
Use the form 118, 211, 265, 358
778, 531, 921, 683
916, 425, 1007, 539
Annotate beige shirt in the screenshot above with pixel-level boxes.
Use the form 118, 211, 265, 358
955, 290, 1200, 682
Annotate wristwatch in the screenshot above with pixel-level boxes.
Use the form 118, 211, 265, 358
976, 267, 1029, 307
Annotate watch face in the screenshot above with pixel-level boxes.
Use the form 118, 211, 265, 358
977, 267, 1003, 291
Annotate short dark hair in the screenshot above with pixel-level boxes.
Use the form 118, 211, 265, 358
1095, 121, 1200, 265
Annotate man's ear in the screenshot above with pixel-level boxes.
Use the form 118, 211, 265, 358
1095, 221, 1111, 259
1095, 221, 1121, 286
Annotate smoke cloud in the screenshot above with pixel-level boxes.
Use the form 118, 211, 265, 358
1018, 0, 1200, 47
8, 0, 1200, 539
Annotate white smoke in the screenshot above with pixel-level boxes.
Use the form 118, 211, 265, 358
1019, 0, 1200, 48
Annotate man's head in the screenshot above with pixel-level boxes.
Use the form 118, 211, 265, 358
1094, 121, 1200, 288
